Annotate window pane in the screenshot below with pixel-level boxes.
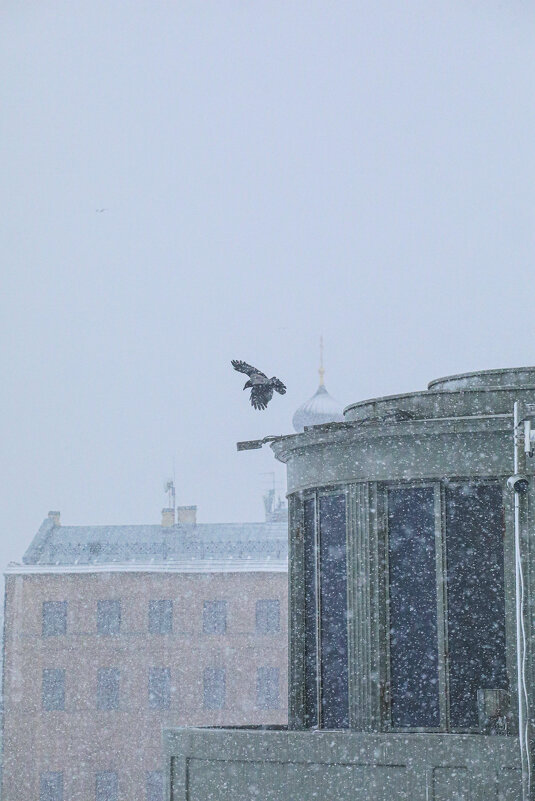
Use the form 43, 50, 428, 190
42, 602, 67, 637
149, 600, 173, 634
319, 493, 349, 729
97, 601, 121, 635
203, 600, 227, 634
96, 771, 118, 801
303, 497, 318, 727
148, 667, 170, 709
97, 668, 120, 710
203, 667, 225, 709
256, 667, 280, 709
40, 772, 63, 801
255, 600, 280, 634
446, 482, 508, 728
42, 669, 65, 711
146, 771, 164, 801
388, 486, 439, 728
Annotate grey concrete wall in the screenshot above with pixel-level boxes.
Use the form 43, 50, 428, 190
164, 728, 521, 801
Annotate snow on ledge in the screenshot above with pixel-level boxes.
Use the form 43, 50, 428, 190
4, 559, 288, 576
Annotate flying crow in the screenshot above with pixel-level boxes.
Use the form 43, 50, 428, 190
231, 360, 286, 410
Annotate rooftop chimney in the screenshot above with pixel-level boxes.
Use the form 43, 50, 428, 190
161, 507, 175, 527
177, 505, 197, 525
48, 511, 60, 526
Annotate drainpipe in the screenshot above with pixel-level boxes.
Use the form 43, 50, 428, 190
512, 401, 532, 801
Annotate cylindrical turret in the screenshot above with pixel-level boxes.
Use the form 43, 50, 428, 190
273, 368, 535, 739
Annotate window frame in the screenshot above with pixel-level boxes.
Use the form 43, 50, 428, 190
97, 600, 121, 636
443, 479, 510, 730
42, 601, 67, 637
95, 771, 118, 801
301, 486, 350, 730
380, 477, 512, 734
202, 600, 227, 634
203, 666, 226, 710
382, 480, 446, 733
40, 771, 63, 801
256, 666, 281, 710
294, 478, 513, 735
255, 599, 280, 635
97, 667, 120, 711
148, 667, 171, 710
146, 771, 164, 801
148, 600, 173, 635
42, 668, 66, 712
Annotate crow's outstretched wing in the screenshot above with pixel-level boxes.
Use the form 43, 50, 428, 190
231, 360, 267, 379
270, 378, 286, 395
250, 385, 273, 410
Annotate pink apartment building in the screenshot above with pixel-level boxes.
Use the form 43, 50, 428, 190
2, 503, 288, 801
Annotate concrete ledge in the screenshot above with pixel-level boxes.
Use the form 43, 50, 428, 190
163, 727, 521, 801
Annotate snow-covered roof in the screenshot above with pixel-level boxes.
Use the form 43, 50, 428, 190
21, 515, 288, 568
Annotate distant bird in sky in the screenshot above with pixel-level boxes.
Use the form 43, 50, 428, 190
95, 208, 107, 213
231, 360, 286, 410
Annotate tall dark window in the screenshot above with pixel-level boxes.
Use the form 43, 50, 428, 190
96, 771, 118, 801
255, 600, 280, 634
203, 600, 227, 634
146, 771, 164, 801
42, 602, 67, 637
303, 498, 318, 727
203, 667, 225, 710
149, 600, 173, 634
256, 667, 280, 709
40, 772, 63, 801
319, 493, 349, 729
97, 601, 121, 635
148, 667, 171, 709
97, 668, 120, 710
42, 669, 65, 711
446, 482, 508, 728
388, 487, 439, 728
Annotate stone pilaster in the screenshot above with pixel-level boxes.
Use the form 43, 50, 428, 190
348, 482, 380, 731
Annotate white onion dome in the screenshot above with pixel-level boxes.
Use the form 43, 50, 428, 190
292, 382, 344, 432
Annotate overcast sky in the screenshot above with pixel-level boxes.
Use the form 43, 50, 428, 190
1, 1, 535, 567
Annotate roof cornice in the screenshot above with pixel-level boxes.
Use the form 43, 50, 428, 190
5, 560, 288, 576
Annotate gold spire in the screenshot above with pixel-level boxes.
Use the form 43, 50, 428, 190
319, 335, 325, 387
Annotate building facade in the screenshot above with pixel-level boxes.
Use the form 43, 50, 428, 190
165, 367, 534, 801
2, 504, 288, 801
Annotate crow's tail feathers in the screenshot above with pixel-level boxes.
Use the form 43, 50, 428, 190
271, 378, 286, 395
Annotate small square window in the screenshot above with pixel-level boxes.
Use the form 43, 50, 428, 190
148, 667, 170, 710
97, 668, 120, 711
42, 602, 67, 637
203, 600, 227, 634
256, 667, 280, 710
97, 600, 121, 635
96, 771, 118, 801
148, 600, 173, 634
146, 771, 164, 801
40, 772, 63, 801
255, 600, 280, 634
42, 669, 65, 711
203, 667, 225, 710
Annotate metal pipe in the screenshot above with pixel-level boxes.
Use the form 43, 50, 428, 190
513, 400, 531, 800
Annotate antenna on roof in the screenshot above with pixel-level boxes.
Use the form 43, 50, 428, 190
261, 471, 277, 493
164, 479, 176, 511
